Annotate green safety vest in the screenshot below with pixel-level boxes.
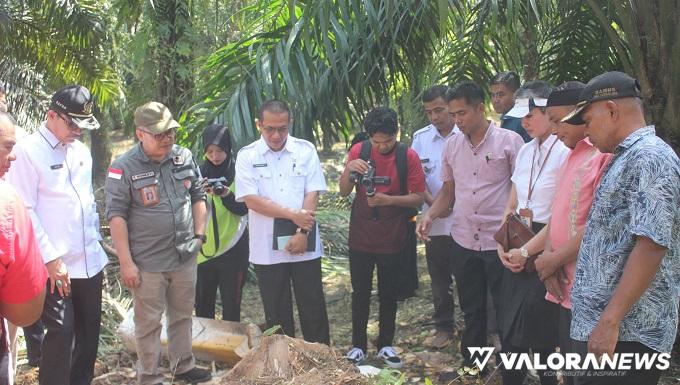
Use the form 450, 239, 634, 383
197, 180, 247, 264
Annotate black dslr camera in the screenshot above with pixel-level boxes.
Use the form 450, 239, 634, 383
206, 177, 228, 196
349, 160, 391, 197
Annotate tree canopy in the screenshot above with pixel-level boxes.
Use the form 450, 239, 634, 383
1, 0, 678, 161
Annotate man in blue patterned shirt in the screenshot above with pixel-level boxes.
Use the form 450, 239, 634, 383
562, 71, 680, 385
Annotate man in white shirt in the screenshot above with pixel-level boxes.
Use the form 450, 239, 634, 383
235, 100, 330, 344
411, 85, 460, 348
7, 85, 108, 385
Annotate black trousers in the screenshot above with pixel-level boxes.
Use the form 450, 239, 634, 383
424, 235, 460, 332
559, 307, 575, 385
349, 249, 401, 352
451, 240, 504, 364
0, 350, 9, 385
572, 340, 662, 385
395, 220, 418, 300
500, 342, 557, 385
40, 272, 103, 385
254, 258, 330, 344
195, 232, 249, 321
23, 319, 45, 365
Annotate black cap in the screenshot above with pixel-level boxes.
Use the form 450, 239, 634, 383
49, 85, 100, 130
546, 82, 586, 107
561, 71, 641, 125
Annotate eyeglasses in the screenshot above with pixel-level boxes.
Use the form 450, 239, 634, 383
261, 125, 289, 135
141, 128, 176, 141
58, 113, 81, 131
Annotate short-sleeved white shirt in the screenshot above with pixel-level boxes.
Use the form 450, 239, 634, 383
235, 135, 327, 265
511, 135, 570, 224
411, 124, 459, 236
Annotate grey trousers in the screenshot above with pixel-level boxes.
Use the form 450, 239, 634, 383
132, 262, 197, 385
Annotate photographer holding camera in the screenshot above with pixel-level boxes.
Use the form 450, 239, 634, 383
339, 107, 425, 368
195, 124, 249, 322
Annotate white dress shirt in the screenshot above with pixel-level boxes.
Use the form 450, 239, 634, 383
511, 135, 570, 224
235, 136, 327, 265
411, 124, 460, 236
6, 122, 108, 278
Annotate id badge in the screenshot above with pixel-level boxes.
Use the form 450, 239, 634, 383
139, 184, 160, 206
518, 207, 533, 228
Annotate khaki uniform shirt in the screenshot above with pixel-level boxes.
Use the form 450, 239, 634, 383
105, 143, 206, 272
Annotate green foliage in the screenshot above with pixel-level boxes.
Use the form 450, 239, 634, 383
317, 192, 352, 264
0, 0, 122, 126
373, 369, 406, 385
187, 0, 455, 150
438, 0, 622, 89
262, 324, 283, 336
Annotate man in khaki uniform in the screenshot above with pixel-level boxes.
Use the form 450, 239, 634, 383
105, 102, 209, 385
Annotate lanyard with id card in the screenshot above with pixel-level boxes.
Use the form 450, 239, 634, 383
521, 139, 558, 228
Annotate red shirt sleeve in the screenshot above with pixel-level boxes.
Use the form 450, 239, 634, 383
406, 147, 426, 193
0, 186, 47, 304
347, 142, 361, 163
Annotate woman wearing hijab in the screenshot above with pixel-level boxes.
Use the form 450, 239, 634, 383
196, 124, 249, 321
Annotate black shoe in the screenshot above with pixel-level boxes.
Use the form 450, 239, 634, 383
27, 360, 40, 368
175, 367, 212, 384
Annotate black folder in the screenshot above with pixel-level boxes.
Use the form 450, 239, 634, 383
272, 218, 317, 252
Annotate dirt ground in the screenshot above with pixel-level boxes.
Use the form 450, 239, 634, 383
14, 250, 680, 384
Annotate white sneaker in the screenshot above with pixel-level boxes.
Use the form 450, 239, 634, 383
346, 347, 366, 365
377, 346, 403, 369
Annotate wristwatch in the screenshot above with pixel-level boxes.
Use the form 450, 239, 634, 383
194, 233, 207, 243
296, 227, 310, 235
519, 247, 529, 258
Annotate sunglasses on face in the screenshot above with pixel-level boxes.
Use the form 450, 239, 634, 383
141, 128, 176, 141
58, 113, 81, 131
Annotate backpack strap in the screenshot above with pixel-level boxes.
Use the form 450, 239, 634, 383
360, 139, 408, 195
359, 139, 371, 161
396, 142, 408, 196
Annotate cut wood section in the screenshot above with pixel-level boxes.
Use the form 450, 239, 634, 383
118, 309, 261, 365
219, 334, 369, 385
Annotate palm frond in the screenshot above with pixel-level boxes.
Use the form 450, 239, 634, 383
184, 0, 457, 150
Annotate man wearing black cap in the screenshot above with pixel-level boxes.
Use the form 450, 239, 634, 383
6, 85, 109, 385
562, 71, 680, 384
508, 81, 612, 385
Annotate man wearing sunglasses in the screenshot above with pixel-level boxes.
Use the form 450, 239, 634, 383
6, 85, 109, 385
105, 101, 209, 385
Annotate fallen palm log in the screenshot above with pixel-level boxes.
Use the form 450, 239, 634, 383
118, 309, 261, 365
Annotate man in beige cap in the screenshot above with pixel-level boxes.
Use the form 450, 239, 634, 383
105, 102, 209, 385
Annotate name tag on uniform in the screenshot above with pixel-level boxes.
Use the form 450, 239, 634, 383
50, 164, 64, 170
253, 163, 267, 168
132, 171, 155, 181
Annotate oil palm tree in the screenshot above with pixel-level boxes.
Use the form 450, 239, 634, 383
187, 0, 457, 150
1, 0, 122, 183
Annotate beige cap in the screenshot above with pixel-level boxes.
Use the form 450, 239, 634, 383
134, 101, 180, 133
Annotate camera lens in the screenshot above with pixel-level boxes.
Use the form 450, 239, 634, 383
213, 183, 226, 195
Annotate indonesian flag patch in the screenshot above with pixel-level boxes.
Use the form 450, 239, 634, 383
108, 167, 123, 180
